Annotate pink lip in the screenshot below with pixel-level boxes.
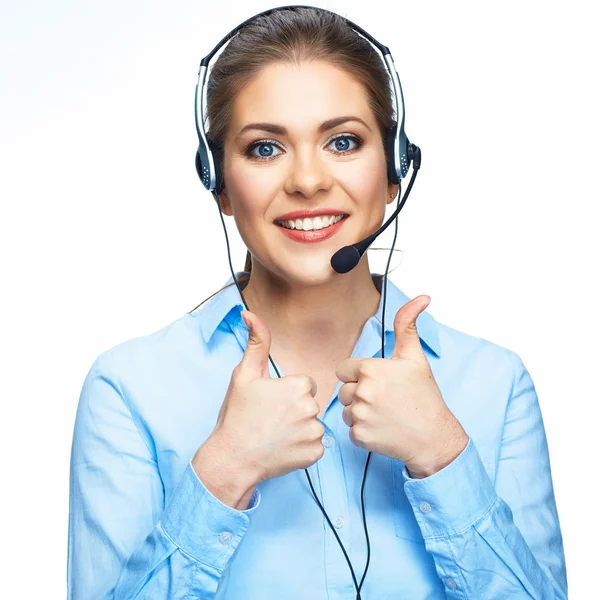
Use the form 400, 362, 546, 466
275, 208, 348, 221
275, 216, 348, 243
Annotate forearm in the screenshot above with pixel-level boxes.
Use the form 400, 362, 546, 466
406, 421, 469, 480
192, 435, 261, 511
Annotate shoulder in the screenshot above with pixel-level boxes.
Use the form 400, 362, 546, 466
431, 313, 524, 391
439, 316, 519, 359
427, 315, 530, 464
88, 311, 211, 384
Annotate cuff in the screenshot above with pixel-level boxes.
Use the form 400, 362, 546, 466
402, 437, 497, 539
159, 460, 261, 571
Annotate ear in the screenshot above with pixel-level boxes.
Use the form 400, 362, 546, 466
386, 182, 400, 205
214, 189, 233, 216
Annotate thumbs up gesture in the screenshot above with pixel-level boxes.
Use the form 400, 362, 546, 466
208, 310, 326, 485
336, 295, 469, 479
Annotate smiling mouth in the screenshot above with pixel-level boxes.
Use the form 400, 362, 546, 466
275, 214, 348, 231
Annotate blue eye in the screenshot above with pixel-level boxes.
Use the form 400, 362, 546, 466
244, 134, 363, 162
247, 141, 283, 159
329, 135, 359, 153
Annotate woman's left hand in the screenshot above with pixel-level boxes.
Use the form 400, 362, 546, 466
336, 295, 469, 479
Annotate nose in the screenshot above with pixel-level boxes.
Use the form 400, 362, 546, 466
283, 145, 334, 198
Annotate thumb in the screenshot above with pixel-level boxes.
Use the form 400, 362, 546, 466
239, 310, 272, 379
391, 295, 431, 360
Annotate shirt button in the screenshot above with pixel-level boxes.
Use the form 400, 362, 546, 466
323, 435, 334, 448
334, 517, 345, 529
419, 501, 431, 513
445, 577, 457, 589
219, 532, 232, 544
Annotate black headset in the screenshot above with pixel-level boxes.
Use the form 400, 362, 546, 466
193, 6, 422, 599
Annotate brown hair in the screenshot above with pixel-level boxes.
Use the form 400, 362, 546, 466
188, 6, 400, 314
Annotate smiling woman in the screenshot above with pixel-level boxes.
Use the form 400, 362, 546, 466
187, 11, 405, 310
216, 57, 397, 284
67, 5, 568, 600
202, 22, 401, 296
190, 39, 401, 308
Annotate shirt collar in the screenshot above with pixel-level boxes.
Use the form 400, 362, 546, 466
194, 271, 441, 358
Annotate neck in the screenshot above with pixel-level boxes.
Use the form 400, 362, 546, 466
240, 260, 382, 358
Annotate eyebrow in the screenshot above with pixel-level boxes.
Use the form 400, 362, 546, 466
236, 116, 371, 139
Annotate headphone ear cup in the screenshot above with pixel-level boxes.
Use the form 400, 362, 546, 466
195, 140, 213, 190
209, 141, 225, 196
385, 123, 399, 184
195, 140, 224, 193
195, 149, 204, 182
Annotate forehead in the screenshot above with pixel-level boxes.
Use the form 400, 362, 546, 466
229, 60, 374, 135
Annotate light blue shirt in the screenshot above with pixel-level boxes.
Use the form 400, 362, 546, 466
68, 272, 568, 599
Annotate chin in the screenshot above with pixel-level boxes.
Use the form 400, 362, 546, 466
277, 256, 344, 286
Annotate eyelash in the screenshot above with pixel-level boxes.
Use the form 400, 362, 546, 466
243, 133, 364, 162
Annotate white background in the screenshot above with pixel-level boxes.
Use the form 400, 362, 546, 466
1, 0, 597, 596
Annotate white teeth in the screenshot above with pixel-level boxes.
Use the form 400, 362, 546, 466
278, 215, 344, 231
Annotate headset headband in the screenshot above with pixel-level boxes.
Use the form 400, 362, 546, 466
194, 4, 413, 193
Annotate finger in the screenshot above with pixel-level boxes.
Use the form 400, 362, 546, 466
335, 357, 364, 383
391, 295, 431, 360
342, 404, 354, 428
240, 310, 272, 378
337, 382, 357, 407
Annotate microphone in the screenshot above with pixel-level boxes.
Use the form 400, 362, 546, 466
330, 144, 421, 274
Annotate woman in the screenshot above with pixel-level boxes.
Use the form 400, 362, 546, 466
67, 6, 568, 599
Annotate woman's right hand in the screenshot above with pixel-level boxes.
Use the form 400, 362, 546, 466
206, 309, 325, 485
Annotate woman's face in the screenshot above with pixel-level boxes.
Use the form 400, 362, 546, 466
219, 60, 399, 287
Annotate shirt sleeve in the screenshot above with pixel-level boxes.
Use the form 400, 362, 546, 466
67, 353, 261, 599
400, 352, 568, 599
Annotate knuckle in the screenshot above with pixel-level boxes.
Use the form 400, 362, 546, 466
352, 403, 366, 422
358, 361, 374, 379
303, 375, 316, 395
284, 375, 301, 395
355, 381, 370, 402
313, 421, 325, 439
313, 443, 325, 461
314, 401, 323, 420
349, 427, 365, 449
306, 399, 319, 419
291, 375, 310, 395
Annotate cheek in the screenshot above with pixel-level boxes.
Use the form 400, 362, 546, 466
222, 160, 277, 249
225, 155, 282, 212
230, 162, 283, 200
336, 150, 388, 214
347, 166, 387, 201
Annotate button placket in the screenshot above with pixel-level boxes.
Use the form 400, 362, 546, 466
318, 424, 353, 595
